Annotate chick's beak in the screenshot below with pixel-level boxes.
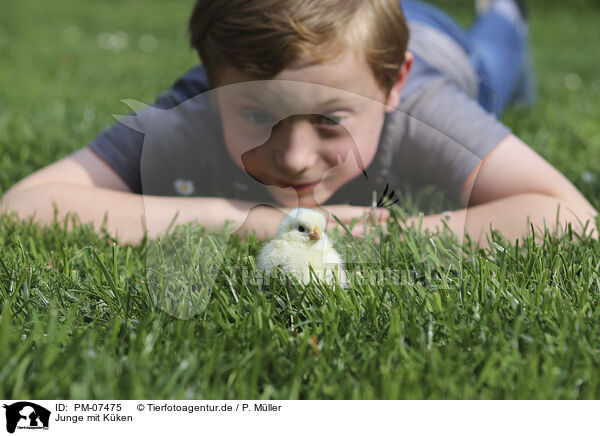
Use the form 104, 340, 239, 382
309, 225, 321, 240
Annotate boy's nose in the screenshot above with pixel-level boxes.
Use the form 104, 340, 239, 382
272, 116, 319, 175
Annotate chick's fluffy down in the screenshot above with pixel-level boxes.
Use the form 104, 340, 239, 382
257, 208, 347, 287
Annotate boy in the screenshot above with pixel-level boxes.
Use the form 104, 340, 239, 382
1, 0, 597, 246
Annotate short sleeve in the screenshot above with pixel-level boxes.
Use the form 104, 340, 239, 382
384, 77, 512, 201
88, 66, 212, 194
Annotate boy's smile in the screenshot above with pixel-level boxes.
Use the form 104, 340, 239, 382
212, 48, 412, 207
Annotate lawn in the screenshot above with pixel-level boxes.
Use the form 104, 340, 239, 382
1, 0, 600, 399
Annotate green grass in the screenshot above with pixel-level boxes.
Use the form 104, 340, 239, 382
1, 0, 600, 399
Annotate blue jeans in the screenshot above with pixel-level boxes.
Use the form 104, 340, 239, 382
401, 0, 531, 116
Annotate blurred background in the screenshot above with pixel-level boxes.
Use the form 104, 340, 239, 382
1, 0, 599, 208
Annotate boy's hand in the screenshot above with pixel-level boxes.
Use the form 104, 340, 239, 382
232, 204, 288, 239
313, 205, 390, 237
232, 204, 390, 239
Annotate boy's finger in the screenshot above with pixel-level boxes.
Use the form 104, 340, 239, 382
325, 205, 387, 222
369, 207, 390, 222
351, 226, 365, 237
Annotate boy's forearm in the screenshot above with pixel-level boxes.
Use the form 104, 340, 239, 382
1, 184, 258, 245
4, 185, 597, 248
407, 193, 598, 246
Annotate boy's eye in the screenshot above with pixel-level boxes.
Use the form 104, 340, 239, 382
317, 115, 342, 126
297, 225, 306, 232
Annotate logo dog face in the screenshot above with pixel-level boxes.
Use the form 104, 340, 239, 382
3, 402, 51, 434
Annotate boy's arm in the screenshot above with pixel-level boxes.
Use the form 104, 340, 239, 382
0, 148, 251, 244
1, 148, 376, 245
410, 134, 598, 244
387, 76, 597, 246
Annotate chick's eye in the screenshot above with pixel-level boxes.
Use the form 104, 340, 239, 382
297, 225, 306, 232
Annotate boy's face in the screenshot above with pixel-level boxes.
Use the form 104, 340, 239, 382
212, 49, 412, 207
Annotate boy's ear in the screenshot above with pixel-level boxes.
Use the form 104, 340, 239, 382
385, 51, 414, 112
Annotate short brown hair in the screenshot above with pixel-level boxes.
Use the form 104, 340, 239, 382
189, 0, 409, 95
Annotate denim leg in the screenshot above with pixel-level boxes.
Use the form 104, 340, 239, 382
401, 1, 494, 112
468, 8, 528, 115
401, 1, 531, 116
401, 0, 473, 54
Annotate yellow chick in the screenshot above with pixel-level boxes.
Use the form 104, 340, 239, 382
257, 208, 347, 287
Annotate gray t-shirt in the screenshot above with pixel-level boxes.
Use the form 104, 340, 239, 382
89, 22, 510, 208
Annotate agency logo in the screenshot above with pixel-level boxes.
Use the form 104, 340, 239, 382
3, 402, 50, 434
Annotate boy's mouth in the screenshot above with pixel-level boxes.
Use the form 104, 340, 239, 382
275, 179, 319, 192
